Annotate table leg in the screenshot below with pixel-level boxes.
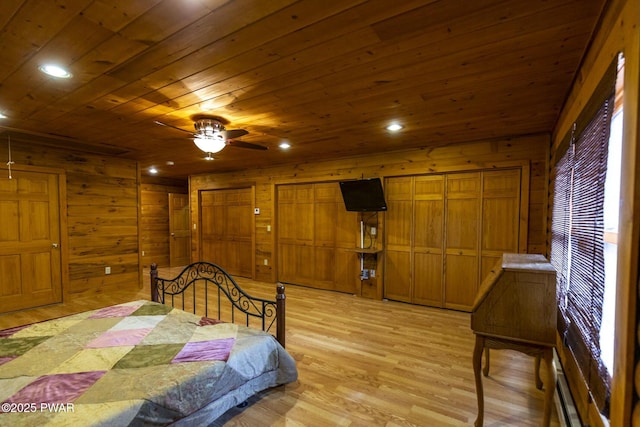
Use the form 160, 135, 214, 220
542, 348, 557, 427
483, 347, 490, 376
473, 335, 485, 427
534, 354, 543, 390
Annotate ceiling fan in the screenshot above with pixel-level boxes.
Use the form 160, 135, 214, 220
155, 115, 267, 158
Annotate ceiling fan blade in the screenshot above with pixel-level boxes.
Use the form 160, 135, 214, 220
228, 140, 268, 150
154, 120, 195, 135
224, 129, 249, 139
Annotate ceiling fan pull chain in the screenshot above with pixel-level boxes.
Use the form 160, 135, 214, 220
6, 134, 15, 179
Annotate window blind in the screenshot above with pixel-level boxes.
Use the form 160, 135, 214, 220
550, 59, 617, 416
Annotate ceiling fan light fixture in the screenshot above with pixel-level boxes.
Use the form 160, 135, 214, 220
194, 136, 226, 154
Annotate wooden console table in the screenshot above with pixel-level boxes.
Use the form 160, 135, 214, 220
471, 253, 557, 426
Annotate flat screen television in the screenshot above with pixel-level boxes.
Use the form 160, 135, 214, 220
339, 178, 387, 212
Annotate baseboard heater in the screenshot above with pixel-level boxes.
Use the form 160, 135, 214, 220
554, 349, 581, 427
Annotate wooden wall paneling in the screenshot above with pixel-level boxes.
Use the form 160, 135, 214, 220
527, 159, 547, 254
413, 175, 445, 307
480, 169, 522, 281
444, 172, 481, 311
64, 156, 139, 295
255, 182, 275, 281
140, 190, 170, 267
384, 176, 413, 302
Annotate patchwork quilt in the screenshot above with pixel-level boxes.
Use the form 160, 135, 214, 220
0, 300, 298, 426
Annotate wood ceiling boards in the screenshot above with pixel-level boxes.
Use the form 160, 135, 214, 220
0, 0, 606, 178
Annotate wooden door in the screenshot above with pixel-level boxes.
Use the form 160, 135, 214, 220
444, 172, 481, 311
334, 196, 358, 294
413, 175, 445, 306
200, 187, 254, 278
277, 182, 357, 292
169, 193, 190, 267
0, 170, 62, 313
480, 169, 521, 280
384, 176, 413, 302
277, 184, 315, 285
313, 184, 336, 289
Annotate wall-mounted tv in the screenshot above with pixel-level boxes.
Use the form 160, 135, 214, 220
339, 178, 387, 212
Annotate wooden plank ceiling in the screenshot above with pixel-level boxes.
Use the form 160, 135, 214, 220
0, 0, 605, 179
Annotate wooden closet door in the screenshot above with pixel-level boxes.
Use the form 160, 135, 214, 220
277, 182, 357, 292
277, 184, 314, 285
413, 175, 445, 306
314, 183, 338, 290
332, 186, 358, 294
480, 169, 521, 280
384, 177, 413, 302
200, 187, 253, 278
444, 172, 481, 310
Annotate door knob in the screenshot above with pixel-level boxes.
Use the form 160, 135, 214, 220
52, 243, 59, 248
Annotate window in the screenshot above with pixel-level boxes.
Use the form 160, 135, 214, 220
600, 62, 624, 375
549, 55, 622, 418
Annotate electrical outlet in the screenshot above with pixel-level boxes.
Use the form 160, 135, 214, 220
105, 266, 111, 275
141, 251, 145, 256
267, 225, 271, 232
263, 259, 268, 266
370, 227, 377, 236
370, 269, 376, 278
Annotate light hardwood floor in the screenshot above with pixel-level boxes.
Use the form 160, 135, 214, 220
0, 267, 560, 426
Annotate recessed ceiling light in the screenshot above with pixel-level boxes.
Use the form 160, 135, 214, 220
279, 142, 291, 149
148, 167, 158, 174
386, 123, 404, 132
39, 64, 72, 78
0, 112, 6, 119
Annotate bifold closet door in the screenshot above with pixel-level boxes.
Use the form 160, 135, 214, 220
384, 175, 445, 305
277, 182, 357, 292
444, 173, 481, 311
412, 175, 445, 306
480, 169, 521, 279
200, 187, 254, 278
384, 177, 413, 302
277, 184, 314, 286
384, 170, 522, 311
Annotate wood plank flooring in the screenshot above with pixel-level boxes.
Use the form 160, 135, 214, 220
0, 267, 559, 426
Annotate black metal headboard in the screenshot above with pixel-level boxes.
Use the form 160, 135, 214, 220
150, 262, 286, 347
